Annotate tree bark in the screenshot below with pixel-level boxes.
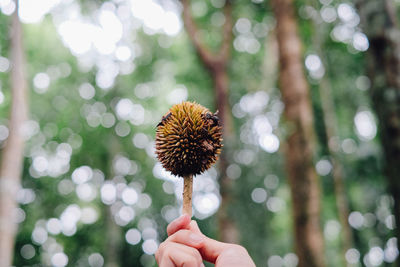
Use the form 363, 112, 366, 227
181, 0, 238, 243
0, 3, 28, 266
309, 1, 354, 260
319, 76, 353, 262
357, 0, 400, 263
270, 0, 326, 266
318, 71, 353, 265
261, 29, 279, 94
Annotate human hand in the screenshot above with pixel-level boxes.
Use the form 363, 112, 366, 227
155, 214, 205, 267
156, 214, 256, 267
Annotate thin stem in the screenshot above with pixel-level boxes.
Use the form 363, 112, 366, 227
182, 174, 193, 217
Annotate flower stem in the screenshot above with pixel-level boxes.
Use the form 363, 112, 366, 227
182, 174, 193, 217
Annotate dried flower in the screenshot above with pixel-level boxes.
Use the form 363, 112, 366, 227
155, 102, 222, 177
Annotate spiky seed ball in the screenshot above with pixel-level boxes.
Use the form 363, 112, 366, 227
155, 102, 223, 177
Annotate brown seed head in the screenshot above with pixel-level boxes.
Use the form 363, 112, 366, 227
155, 102, 223, 177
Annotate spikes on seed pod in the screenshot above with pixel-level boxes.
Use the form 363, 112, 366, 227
155, 102, 223, 177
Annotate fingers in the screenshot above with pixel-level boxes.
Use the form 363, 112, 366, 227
156, 240, 204, 267
156, 227, 205, 266
215, 244, 256, 267
161, 220, 255, 266
166, 229, 204, 248
197, 238, 227, 263
188, 221, 227, 263
167, 214, 191, 236
179, 220, 249, 264
188, 220, 202, 235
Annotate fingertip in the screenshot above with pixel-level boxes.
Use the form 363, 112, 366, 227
173, 214, 190, 227
167, 214, 192, 236
189, 220, 202, 234
181, 213, 191, 223
179, 214, 191, 228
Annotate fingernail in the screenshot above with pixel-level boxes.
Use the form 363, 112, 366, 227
189, 233, 204, 244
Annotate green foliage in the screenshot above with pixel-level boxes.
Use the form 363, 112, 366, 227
0, 0, 397, 266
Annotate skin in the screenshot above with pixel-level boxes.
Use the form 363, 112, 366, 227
156, 215, 256, 267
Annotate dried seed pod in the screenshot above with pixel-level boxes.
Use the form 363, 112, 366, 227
155, 101, 223, 177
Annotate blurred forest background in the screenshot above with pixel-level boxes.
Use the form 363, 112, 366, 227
0, 0, 399, 266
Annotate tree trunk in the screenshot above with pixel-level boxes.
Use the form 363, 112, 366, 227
271, 0, 326, 266
319, 76, 353, 261
0, 3, 28, 266
357, 0, 400, 263
212, 67, 237, 243
181, 0, 238, 243
309, 1, 354, 260
319, 72, 353, 264
261, 29, 279, 93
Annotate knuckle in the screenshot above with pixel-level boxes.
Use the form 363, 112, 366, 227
188, 247, 202, 264
189, 246, 202, 257
185, 257, 199, 267
163, 244, 174, 255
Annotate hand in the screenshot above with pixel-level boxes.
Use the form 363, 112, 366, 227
156, 214, 256, 267
156, 214, 205, 267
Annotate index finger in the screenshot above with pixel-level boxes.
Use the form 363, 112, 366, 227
167, 214, 191, 236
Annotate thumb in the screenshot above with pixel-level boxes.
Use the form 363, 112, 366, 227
188, 220, 202, 234
189, 221, 227, 263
